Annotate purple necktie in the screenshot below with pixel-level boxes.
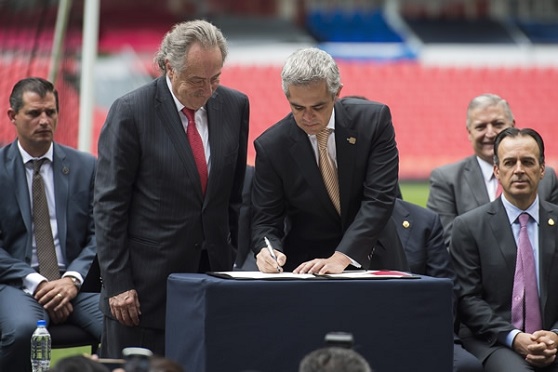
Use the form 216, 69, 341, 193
182, 108, 208, 195
511, 213, 542, 333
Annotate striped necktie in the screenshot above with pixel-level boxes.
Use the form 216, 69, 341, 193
316, 129, 340, 214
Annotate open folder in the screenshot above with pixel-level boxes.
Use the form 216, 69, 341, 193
208, 270, 419, 280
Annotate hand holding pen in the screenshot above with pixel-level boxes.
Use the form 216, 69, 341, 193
264, 236, 283, 273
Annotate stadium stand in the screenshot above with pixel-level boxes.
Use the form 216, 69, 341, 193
1, 0, 558, 179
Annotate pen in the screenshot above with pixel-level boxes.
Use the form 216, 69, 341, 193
264, 236, 281, 272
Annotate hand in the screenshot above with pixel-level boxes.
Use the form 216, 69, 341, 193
34, 277, 78, 312
525, 331, 558, 367
293, 251, 351, 274
513, 331, 557, 368
256, 247, 286, 273
47, 302, 73, 324
109, 289, 141, 327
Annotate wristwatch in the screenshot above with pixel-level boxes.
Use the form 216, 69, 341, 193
67, 276, 82, 290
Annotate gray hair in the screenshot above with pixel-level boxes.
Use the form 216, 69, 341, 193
466, 93, 514, 128
154, 20, 228, 75
281, 48, 341, 98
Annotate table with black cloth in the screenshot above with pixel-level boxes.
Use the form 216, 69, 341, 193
166, 273, 453, 372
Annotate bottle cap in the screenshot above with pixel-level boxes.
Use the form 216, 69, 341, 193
37, 319, 46, 327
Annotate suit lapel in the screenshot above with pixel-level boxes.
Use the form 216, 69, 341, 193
392, 201, 412, 249
465, 156, 490, 206
7, 142, 32, 234
154, 77, 204, 200
205, 89, 225, 201
488, 200, 517, 276
334, 103, 358, 222
52, 144, 68, 251
538, 203, 558, 316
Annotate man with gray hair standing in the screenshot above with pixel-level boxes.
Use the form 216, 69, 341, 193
94, 20, 249, 357
251, 47, 405, 274
427, 93, 558, 246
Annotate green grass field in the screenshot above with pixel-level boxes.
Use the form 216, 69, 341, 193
400, 181, 430, 207
51, 181, 431, 366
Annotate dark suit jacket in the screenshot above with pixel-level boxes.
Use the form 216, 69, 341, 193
0, 141, 97, 283
251, 98, 399, 271
427, 155, 558, 247
237, 165, 407, 272
392, 198, 457, 320
392, 199, 455, 280
450, 199, 558, 362
94, 76, 249, 329
234, 164, 254, 269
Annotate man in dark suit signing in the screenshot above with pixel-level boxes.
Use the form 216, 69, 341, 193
450, 128, 558, 371
94, 20, 249, 356
427, 94, 558, 247
251, 47, 403, 274
0, 77, 101, 371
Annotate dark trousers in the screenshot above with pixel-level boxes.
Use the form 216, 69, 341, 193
100, 316, 165, 358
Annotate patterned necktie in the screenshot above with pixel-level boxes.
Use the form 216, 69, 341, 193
32, 159, 60, 281
182, 108, 208, 195
316, 129, 340, 214
511, 213, 542, 333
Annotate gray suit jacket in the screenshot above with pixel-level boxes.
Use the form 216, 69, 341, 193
94, 76, 249, 329
450, 199, 558, 362
251, 97, 399, 271
0, 141, 97, 283
427, 155, 558, 246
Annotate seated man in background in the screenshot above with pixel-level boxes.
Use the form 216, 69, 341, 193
392, 194, 483, 372
0, 77, 102, 371
427, 93, 558, 246
451, 128, 558, 371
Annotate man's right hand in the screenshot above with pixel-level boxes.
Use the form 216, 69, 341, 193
256, 247, 286, 273
109, 289, 141, 327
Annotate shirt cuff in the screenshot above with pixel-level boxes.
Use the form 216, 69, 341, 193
505, 329, 522, 348
336, 251, 361, 268
62, 271, 84, 284
23, 272, 47, 295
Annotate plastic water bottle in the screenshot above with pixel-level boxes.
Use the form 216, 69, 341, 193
30, 319, 51, 372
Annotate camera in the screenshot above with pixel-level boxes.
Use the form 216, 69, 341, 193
122, 347, 153, 372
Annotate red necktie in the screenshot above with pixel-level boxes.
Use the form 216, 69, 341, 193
182, 108, 208, 195
495, 180, 503, 198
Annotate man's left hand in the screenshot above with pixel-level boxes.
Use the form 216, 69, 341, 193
524, 330, 558, 368
293, 252, 351, 274
35, 277, 79, 312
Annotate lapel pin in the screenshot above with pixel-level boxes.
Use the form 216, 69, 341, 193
62, 167, 69, 175
549, 218, 555, 226
347, 137, 356, 145
402, 220, 410, 229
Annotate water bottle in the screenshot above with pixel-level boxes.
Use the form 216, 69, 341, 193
30, 319, 51, 372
